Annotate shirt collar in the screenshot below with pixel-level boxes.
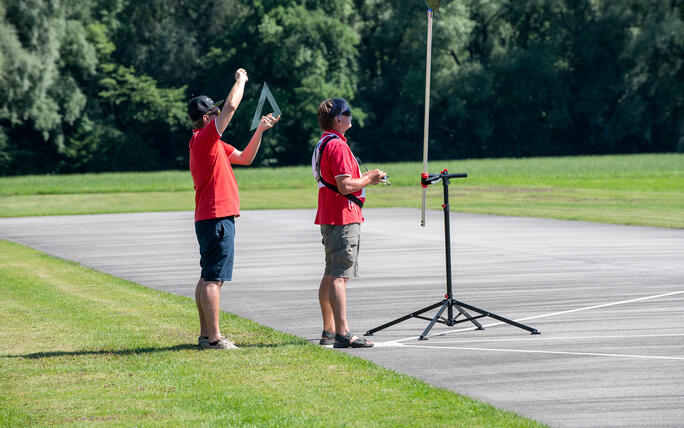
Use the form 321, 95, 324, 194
323, 129, 346, 142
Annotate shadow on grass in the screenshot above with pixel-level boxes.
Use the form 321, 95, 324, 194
1, 340, 310, 359
2, 343, 198, 359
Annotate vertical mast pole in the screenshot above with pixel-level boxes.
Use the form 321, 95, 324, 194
421, 9, 433, 227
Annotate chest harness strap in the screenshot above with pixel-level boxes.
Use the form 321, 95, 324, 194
315, 135, 364, 209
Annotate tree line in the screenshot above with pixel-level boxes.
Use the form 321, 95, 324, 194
1, 0, 682, 175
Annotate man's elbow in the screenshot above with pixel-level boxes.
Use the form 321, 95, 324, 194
235, 155, 253, 166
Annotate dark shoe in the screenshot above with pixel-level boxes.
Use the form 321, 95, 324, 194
319, 330, 335, 346
334, 331, 374, 348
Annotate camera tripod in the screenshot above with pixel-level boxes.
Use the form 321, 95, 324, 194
365, 170, 540, 340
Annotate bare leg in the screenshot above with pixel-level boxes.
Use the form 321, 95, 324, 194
329, 276, 350, 336
195, 278, 209, 338
199, 279, 223, 342
329, 276, 372, 345
318, 275, 336, 336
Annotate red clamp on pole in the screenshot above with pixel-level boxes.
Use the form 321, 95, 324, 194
442, 168, 448, 174
421, 172, 429, 188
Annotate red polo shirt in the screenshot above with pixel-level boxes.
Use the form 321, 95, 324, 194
314, 130, 365, 225
189, 120, 240, 221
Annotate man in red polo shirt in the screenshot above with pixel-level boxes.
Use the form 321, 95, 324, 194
312, 97, 386, 348
188, 68, 280, 350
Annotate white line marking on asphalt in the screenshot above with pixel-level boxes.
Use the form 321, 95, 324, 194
398, 344, 684, 361
376, 289, 684, 345
414, 332, 684, 345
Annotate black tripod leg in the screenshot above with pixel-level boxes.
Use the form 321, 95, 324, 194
419, 300, 450, 340
365, 300, 444, 336
363, 170, 540, 339
451, 300, 484, 330
452, 299, 540, 334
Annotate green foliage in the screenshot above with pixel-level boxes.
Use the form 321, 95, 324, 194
0, 0, 189, 173
354, 0, 684, 162
0, 0, 96, 173
248, 1, 362, 165
0, 0, 682, 174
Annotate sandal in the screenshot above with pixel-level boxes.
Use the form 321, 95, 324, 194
319, 330, 335, 346
334, 331, 374, 348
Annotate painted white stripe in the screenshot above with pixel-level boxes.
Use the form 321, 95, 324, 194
399, 344, 684, 361
508, 289, 684, 324
416, 332, 684, 345
386, 289, 684, 344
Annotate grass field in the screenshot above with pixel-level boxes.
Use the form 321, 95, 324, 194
0, 239, 545, 427
0, 154, 681, 227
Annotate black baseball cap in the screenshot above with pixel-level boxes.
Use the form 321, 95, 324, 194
187, 95, 224, 121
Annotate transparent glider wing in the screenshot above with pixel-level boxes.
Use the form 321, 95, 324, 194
250, 83, 282, 131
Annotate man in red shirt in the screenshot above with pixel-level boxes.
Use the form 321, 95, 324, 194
312, 98, 386, 348
188, 68, 279, 350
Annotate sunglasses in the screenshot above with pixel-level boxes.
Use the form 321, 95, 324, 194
206, 109, 220, 117
331, 98, 352, 117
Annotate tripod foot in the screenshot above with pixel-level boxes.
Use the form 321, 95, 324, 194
531, 330, 541, 335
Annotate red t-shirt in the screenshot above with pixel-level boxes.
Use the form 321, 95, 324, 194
314, 131, 365, 225
189, 120, 240, 221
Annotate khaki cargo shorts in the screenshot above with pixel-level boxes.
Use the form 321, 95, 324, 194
320, 223, 361, 278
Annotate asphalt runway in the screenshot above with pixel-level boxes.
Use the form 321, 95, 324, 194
1, 208, 683, 427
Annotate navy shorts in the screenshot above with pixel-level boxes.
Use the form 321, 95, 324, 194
194, 216, 235, 282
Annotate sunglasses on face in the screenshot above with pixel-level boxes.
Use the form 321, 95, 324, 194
331, 99, 352, 117
206, 109, 220, 117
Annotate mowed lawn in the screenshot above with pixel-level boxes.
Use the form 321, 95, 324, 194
1, 153, 682, 228
0, 240, 545, 427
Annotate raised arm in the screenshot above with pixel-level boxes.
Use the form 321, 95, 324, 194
229, 113, 281, 166
215, 68, 248, 135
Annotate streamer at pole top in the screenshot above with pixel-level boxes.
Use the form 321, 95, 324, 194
424, 0, 440, 11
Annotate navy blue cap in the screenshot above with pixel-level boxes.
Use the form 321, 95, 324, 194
329, 98, 350, 117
